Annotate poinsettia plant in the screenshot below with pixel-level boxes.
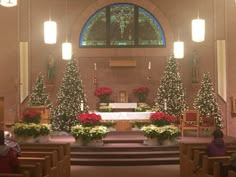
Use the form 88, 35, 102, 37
94, 87, 112, 103
22, 110, 41, 124
77, 112, 102, 127
133, 87, 149, 102
149, 112, 177, 127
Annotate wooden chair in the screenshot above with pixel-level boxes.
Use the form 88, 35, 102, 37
181, 110, 200, 137
199, 117, 215, 136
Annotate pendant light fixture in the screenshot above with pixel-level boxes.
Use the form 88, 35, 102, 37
44, 1, 57, 44
174, 40, 184, 59
62, 0, 72, 60
192, 12, 205, 42
1, 0, 17, 7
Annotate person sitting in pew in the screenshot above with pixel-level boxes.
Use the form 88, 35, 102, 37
207, 129, 226, 157
0, 129, 20, 173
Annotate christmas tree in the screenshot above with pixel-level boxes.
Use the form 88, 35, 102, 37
51, 57, 89, 132
153, 54, 188, 118
28, 73, 51, 108
193, 72, 223, 129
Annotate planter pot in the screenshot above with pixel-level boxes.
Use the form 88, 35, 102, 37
161, 138, 176, 146
15, 136, 37, 143
144, 138, 159, 146
37, 135, 50, 143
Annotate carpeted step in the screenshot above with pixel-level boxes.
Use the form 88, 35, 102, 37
70, 150, 179, 159
70, 157, 179, 166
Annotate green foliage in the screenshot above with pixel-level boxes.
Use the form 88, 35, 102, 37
153, 54, 188, 117
193, 73, 223, 129
28, 73, 51, 108
51, 57, 89, 132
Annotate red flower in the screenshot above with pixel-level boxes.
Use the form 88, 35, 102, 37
133, 87, 150, 102
94, 87, 112, 98
149, 112, 177, 126
22, 110, 41, 124
77, 112, 102, 126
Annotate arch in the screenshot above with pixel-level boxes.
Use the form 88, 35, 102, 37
70, 0, 173, 57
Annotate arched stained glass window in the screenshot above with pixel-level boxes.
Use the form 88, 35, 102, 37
79, 3, 165, 48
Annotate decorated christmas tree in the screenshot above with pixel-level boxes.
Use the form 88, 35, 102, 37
28, 73, 51, 108
153, 54, 188, 118
51, 57, 89, 132
193, 72, 223, 129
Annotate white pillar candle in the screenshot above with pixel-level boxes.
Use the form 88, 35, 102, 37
164, 99, 167, 111
148, 61, 151, 70
94, 63, 97, 71
81, 101, 84, 111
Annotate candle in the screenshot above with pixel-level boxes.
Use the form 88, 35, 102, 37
164, 99, 167, 111
148, 61, 151, 70
81, 101, 84, 111
94, 63, 97, 71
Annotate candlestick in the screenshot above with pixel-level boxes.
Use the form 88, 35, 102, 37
148, 61, 151, 70
164, 99, 167, 111
94, 63, 97, 71
81, 101, 84, 111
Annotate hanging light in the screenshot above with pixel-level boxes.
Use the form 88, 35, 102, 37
192, 15, 205, 42
62, 42, 72, 60
1, 0, 17, 7
174, 40, 184, 59
44, 19, 57, 44
62, 0, 72, 60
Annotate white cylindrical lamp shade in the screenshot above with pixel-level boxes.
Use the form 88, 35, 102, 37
192, 18, 205, 42
174, 41, 184, 59
44, 20, 57, 44
62, 42, 72, 60
1, 0, 17, 7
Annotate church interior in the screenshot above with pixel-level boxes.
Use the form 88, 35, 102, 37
1, 0, 236, 177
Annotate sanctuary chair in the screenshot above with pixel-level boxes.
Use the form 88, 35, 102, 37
181, 110, 200, 137
199, 116, 215, 136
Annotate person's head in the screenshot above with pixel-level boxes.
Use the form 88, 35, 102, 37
0, 129, 4, 145
212, 129, 224, 139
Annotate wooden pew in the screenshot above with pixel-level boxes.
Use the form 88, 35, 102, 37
0, 173, 29, 177
20, 163, 42, 177
19, 156, 50, 177
21, 151, 58, 177
228, 170, 236, 177
20, 143, 70, 177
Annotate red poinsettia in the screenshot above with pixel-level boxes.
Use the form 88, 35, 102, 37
22, 110, 41, 124
133, 87, 150, 102
149, 112, 177, 126
77, 112, 102, 127
94, 87, 112, 102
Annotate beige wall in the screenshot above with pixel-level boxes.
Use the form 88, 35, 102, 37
1, 0, 236, 136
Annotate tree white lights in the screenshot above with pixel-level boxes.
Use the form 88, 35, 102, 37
174, 41, 184, 59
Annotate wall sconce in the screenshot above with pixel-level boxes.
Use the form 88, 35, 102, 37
174, 41, 184, 59
1, 0, 17, 7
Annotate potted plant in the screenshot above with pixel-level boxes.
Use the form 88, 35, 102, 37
141, 125, 161, 145
159, 125, 180, 145
149, 112, 177, 127
13, 123, 50, 143
22, 110, 41, 124
94, 87, 112, 103
98, 105, 112, 112
77, 112, 102, 127
71, 125, 108, 146
101, 121, 117, 131
133, 87, 149, 103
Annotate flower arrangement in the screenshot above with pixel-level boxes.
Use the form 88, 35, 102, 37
133, 87, 149, 102
77, 112, 102, 127
158, 125, 180, 140
22, 110, 41, 124
13, 123, 50, 138
71, 125, 109, 143
134, 103, 151, 112
141, 125, 161, 139
99, 105, 112, 112
149, 112, 177, 126
95, 87, 112, 103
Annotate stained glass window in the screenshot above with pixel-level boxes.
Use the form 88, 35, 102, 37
79, 3, 165, 48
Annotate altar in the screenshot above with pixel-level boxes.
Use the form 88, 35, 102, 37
108, 103, 137, 112
97, 112, 154, 131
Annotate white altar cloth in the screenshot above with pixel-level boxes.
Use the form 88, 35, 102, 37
97, 112, 154, 120
109, 103, 137, 109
